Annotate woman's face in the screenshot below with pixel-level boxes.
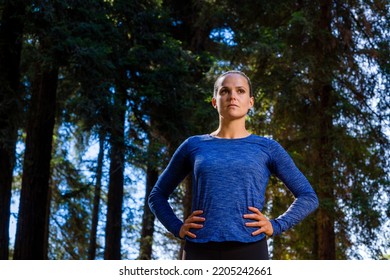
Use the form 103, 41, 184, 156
212, 73, 254, 121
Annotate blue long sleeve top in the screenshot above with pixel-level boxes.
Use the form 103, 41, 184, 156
148, 134, 319, 243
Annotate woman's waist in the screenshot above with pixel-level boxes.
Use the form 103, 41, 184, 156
187, 223, 266, 244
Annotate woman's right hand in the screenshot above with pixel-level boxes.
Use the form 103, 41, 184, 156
179, 210, 205, 239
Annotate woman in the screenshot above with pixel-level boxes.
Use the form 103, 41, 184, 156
148, 70, 319, 260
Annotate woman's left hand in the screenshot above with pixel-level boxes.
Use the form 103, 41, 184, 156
243, 206, 274, 237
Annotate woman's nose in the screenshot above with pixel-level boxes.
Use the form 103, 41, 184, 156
229, 91, 238, 100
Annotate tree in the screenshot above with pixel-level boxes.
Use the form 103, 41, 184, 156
88, 131, 106, 260
104, 75, 126, 260
101, 0, 138, 260
138, 133, 159, 260
13, 50, 59, 259
0, 0, 28, 260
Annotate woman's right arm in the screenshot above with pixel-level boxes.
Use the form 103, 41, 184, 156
148, 139, 192, 238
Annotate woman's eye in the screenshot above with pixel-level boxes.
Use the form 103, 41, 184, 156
220, 89, 228, 95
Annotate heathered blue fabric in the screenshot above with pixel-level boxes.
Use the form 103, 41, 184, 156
148, 134, 319, 243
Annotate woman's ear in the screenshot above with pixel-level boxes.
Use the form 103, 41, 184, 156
249, 96, 254, 108
212, 97, 217, 109
247, 97, 255, 115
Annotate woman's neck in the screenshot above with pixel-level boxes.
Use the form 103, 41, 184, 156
211, 119, 250, 139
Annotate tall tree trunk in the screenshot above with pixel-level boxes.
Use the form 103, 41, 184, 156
314, 84, 336, 260
104, 85, 126, 260
312, 0, 337, 260
13, 64, 59, 260
138, 160, 158, 260
0, 0, 27, 260
88, 131, 106, 260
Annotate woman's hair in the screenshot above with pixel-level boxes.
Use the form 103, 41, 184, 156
213, 70, 253, 97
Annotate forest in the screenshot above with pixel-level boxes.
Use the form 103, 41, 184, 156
0, 0, 389, 260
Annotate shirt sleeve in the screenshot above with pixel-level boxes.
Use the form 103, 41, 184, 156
148, 138, 192, 238
267, 140, 319, 236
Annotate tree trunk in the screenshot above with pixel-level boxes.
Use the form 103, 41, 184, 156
313, 84, 336, 260
88, 131, 106, 260
138, 162, 158, 260
312, 0, 337, 260
13, 64, 59, 260
104, 86, 126, 260
0, 0, 27, 260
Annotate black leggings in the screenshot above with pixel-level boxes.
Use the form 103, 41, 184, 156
183, 238, 269, 260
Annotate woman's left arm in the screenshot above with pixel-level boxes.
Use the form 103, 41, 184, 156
267, 140, 319, 236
